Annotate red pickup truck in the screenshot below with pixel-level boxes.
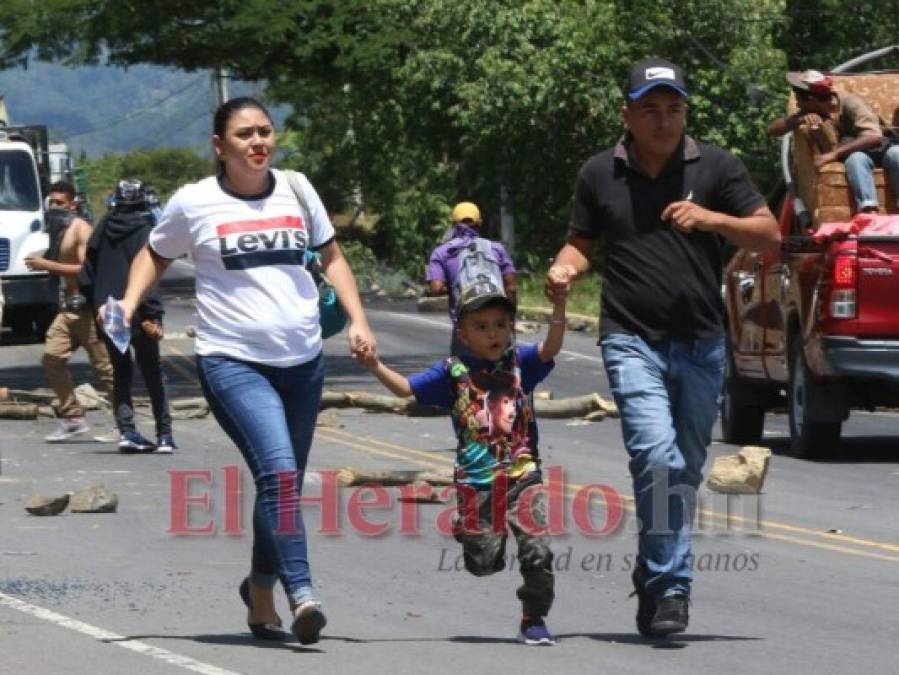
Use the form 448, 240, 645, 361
721, 47, 899, 458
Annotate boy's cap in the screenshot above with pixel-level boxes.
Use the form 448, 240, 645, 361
451, 201, 482, 225
627, 58, 688, 100
786, 70, 833, 95
458, 281, 516, 316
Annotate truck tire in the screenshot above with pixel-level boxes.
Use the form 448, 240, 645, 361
720, 347, 765, 445
788, 340, 841, 459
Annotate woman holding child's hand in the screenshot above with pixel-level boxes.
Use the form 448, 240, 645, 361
117, 97, 373, 646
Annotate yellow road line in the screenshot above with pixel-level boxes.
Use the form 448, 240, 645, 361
322, 427, 455, 466
158, 348, 899, 561
318, 428, 450, 470
758, 531, 899, 563
318, 428, 899, 561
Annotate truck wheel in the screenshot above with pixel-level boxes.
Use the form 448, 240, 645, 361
788, 340, 841, 459
720, 348, 765, 445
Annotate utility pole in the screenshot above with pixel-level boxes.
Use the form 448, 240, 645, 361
212, 68, 230, 107
500, 185, 515, 256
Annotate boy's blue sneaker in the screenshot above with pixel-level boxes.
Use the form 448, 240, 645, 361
517, 617, 555, 646
155, 434, 178, 454
118, 431, 156, 453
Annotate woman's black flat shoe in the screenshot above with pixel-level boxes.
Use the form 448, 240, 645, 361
239, 577, 289, 641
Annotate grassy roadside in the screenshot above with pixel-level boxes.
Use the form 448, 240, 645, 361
516, 269, 601, 318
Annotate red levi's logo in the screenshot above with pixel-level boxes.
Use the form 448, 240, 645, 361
217, 215, 309, 270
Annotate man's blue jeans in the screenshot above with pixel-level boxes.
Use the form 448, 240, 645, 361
197, 352, 324, 605
601, 333, 725, 599
844, 145, 899, 211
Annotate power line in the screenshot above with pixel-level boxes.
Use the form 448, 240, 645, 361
169, 107, 211, 137
66, 74, 207, 139
678, 30, 774, 105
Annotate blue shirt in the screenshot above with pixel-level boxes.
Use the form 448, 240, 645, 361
409, 344, 553, 486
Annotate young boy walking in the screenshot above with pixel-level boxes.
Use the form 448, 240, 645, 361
359, 270, 568, 645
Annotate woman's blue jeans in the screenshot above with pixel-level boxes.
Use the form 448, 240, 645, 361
197, 352, 324, 605
601, 333, 725, 599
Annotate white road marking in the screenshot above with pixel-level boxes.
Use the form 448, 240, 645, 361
0, 592, 240, 675
376, 310, 605, 364
76, 470, 132, 474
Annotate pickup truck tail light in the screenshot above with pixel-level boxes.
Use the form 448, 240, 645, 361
829, 253, 857, 319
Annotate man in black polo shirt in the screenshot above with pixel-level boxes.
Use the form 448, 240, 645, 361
545, 58, 780, 637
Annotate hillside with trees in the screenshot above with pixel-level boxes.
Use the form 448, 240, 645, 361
2, 0, 897, 272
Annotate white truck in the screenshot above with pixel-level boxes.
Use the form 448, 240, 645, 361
0, 123, 61, 338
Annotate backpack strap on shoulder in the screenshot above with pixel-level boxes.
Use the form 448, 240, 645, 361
284, 169, 314, 240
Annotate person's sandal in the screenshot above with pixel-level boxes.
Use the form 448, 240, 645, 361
239, 577, 289, 641
290, 599, 327, 645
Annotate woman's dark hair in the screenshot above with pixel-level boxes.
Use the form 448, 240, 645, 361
212, 96, 273, 137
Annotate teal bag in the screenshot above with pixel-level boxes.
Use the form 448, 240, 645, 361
286, 170, 348, 339
304, 250, 347, 339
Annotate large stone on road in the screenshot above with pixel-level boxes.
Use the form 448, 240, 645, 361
706, 446, 772, 494
24, 493, 70, 516
68, 485, 119, 513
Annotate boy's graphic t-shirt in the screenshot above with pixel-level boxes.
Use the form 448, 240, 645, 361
148, 169, 335, 366
409, 344, 553, 487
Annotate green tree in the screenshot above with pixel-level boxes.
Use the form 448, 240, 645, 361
776, 1, 899, 71
80, 147, 208, 216
1, 0, 794, 274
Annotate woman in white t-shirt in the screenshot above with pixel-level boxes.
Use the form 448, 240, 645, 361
115, 97, 376, 645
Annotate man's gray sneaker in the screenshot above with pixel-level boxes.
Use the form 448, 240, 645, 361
46, 417, 90, 442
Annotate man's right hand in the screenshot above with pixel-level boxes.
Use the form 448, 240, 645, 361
544, 264, 576, 304
98, 298, 135, 327
798, 112, 825, 129
24, 256, 48, 272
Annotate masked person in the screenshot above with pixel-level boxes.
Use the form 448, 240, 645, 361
26, 181, 114, 442
80, 179, 175, 453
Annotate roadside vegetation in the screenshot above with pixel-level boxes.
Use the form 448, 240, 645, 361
517, 270, 600, 317
6, 0, 896, 279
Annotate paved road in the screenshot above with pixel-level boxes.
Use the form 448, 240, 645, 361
1, 280, 897, 674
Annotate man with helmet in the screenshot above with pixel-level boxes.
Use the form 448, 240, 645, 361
79, 179, 176, 453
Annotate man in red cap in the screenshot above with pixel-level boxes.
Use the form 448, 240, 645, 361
768, 69, 899, 213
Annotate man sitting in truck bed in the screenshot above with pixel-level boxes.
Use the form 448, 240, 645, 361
767, 69, 899, 214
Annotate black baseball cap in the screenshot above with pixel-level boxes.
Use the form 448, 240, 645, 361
457, 282, 516, 316
627, 58, 689, 100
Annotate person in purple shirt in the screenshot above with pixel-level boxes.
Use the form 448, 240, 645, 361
428, 202, 517, 353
